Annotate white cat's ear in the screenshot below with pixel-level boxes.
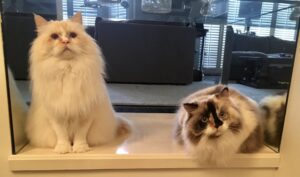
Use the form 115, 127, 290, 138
183, 102, 198, 113
34, 14, 48, 28
70, 12, 82, 24
220, 87, 229, 97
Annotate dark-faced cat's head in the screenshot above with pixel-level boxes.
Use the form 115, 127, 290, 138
32, 12, 95, 60
183, 87, 243, 144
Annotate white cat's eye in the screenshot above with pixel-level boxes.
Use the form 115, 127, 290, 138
69, 32, 77, 38
51, 33, 59, 40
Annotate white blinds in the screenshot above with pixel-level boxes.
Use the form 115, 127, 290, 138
62, 0, 297, 72
203, 24, 221, 69
62, 0, 126, 26
274, 3, 297, 41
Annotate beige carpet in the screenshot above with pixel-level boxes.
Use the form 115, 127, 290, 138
15, 80, 285, 106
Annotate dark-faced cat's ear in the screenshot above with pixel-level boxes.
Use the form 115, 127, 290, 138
33, 14, 48, 29
183, 102, 198, 113
219, 87, 229, 97
70, 12, 82, 24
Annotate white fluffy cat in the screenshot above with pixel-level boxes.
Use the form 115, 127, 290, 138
26, 13, 129, 153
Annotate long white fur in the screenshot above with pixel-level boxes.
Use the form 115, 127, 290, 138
179, 91, 259, 165
26, 13, 119, 153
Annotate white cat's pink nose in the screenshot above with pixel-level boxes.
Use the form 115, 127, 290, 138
60, 37, 70, 44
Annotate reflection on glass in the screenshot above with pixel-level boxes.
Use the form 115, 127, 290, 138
141, 0, 172, 14
116, 147, 129, 154
7, 67, 28, 153
1, 0, 298, 154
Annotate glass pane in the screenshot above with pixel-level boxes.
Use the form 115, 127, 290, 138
1, 0, 298, 154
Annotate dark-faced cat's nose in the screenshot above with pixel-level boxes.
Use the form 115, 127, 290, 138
214, 119, 223, 129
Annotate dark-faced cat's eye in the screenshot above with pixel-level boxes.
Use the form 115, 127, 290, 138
50, 33, 59, 40
69, 32, 77, 38
201, 116, 209, 123
219, 111, 227, 119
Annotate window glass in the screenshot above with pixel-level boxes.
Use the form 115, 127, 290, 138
2, 0, 298, 154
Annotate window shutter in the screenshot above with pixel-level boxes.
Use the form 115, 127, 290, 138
274, 3, 296, 41
203, 24, 220, 69
63, 0, 126, 26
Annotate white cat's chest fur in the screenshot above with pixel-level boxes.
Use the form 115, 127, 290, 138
31, 55, 103, 118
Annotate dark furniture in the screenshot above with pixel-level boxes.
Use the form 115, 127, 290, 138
95, 18, 197, 84
2, 13, 56, 80
3, 13, 204, 84
222, 26, 295, 88
238, 54, 293, 88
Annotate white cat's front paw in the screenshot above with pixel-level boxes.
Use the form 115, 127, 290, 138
54, 143, 72, 154
73, 143, 90, 153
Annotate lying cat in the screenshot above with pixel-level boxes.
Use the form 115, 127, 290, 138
174, 85, 264, 165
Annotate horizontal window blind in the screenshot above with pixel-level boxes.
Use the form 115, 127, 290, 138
203, 24, 220, 69
276, 3, 296, 29
251, 2, 273, 27
227, 0, 273, 27
230, 25, 271, 38
62, 0, 126, 26
274, 3, 296, 41
250, 26, 271, 36
274, 28, 296, 41
63, 0, 97, 26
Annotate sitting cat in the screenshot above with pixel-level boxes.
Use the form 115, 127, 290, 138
26, 12, 130, 153
260, 92, 287, 147
174, 85, 264, 165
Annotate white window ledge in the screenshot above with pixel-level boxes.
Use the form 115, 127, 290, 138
9, 113, 280, 171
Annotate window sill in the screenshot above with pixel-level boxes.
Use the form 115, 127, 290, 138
9, 113, 280, 171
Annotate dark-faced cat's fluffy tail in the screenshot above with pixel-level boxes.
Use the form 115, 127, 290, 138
259, 92, 287, 147
116, 116, 132, 137
239, 124, 264, 153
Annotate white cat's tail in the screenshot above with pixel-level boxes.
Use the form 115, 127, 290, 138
116, 116, 132, 137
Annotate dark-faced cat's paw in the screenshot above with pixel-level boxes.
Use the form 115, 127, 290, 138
54, 143, 72, 154
72, 143, 91, 153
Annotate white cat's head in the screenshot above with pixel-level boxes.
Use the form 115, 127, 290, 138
31, 12, 96, 60
183, 87, 242, 145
